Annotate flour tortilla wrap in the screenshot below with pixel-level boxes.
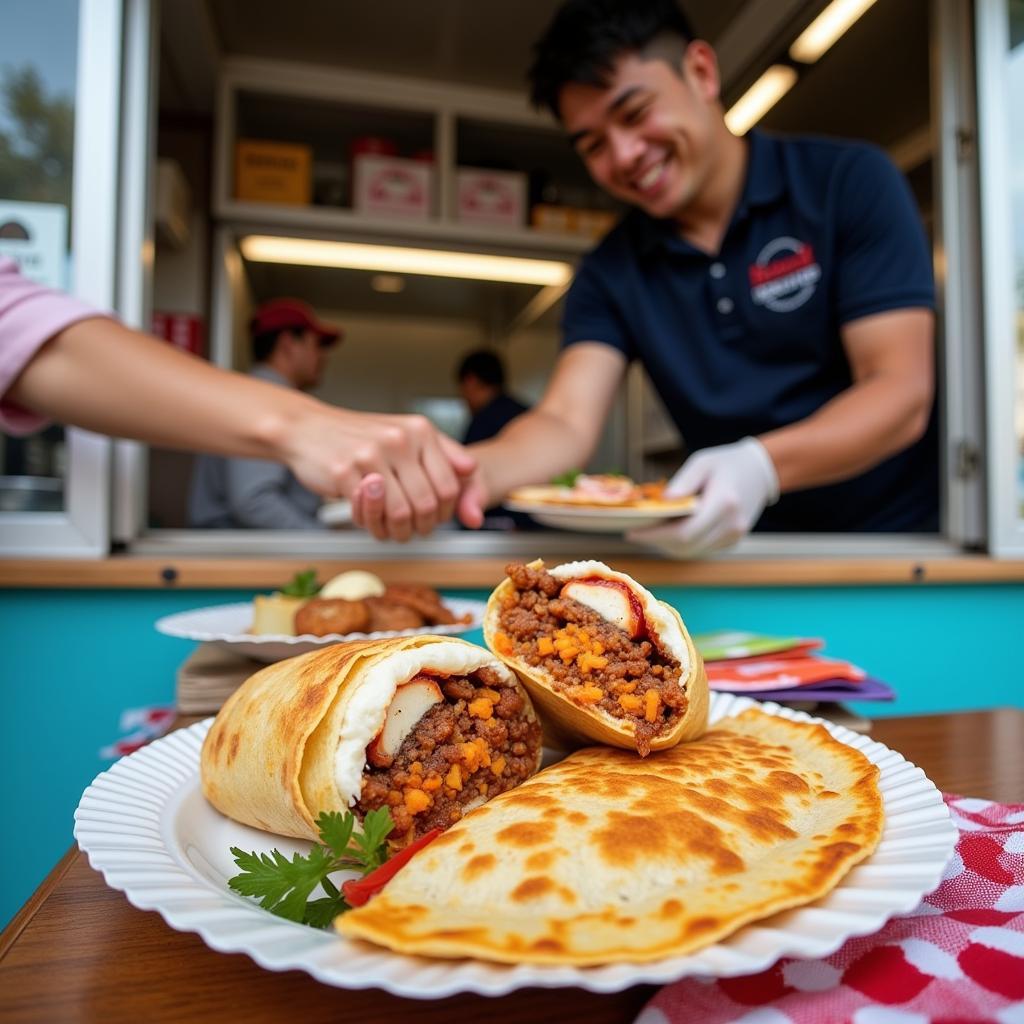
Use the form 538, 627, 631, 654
484, 559, 708, 754
200, 635, 542, 845
338, 709, 884, 965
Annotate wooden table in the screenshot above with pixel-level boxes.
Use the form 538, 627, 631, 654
2, 709, 1022, 1024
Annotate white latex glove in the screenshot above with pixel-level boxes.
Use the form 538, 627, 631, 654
628, 437, 780, 557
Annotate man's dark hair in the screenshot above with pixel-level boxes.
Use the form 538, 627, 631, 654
251, 326, 301, 363
528, 0, 695, 119
457, 349, 506, 388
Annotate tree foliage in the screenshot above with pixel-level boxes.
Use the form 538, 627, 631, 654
0, 66, 74, 205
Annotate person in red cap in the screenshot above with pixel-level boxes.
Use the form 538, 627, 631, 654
187, 297, 349, 529
2, 262, 476, 540
249, 298, 342, 391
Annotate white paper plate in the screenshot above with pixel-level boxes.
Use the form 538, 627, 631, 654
155, 598, 486, 663
73, 694, 956, 999
317, 500, 353, 527
505, 500, 696, 533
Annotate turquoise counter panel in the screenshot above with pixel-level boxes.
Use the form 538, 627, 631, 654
1, 582, 1021, 928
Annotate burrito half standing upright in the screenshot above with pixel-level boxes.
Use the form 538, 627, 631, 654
485, 560, 708, 756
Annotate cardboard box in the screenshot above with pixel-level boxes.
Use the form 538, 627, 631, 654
235, 139, 312, 205
455, 168, 526, 226
530, 203, 617, 238
352, 155, 433, 219
530, 203, 576, 234
574, 208, 617, 239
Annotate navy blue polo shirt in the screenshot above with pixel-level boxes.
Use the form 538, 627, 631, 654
463, 392, 529, 445
562, 131, 939, 532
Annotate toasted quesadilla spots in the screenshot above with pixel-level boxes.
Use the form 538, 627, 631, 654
357, 666, 542, 843
496, 562, 687, 756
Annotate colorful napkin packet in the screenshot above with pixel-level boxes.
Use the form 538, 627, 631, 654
99, 705, 175, 759
692, 630, 893, 701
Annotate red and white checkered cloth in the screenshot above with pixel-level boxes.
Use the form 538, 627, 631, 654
638, 796, 1024, 1024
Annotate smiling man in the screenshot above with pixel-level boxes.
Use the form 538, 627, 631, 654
438, 0, 939, 555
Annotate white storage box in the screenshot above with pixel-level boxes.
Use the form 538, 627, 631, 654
455, 168, 526, 226
352, 155, 433, 219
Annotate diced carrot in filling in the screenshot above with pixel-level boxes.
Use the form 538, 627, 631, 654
445, 763, 463, 790
493, 632, 514, 655
568, 685, 604, 704
404, 789, 431, 814
491, 755, 507, 776
537, 636, 555, 655
578, 652, 609, 673
619, 693, 644, 713
644, 690, 661, 722
472, 737, 491, 767
468, 697, 494, 719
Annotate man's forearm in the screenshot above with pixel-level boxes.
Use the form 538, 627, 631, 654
760, 372, 932, 493
471, 406, 598, 504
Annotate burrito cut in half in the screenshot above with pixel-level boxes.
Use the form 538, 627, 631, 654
201, 635, 543, 847
338, 709, 884, 965
484, 560, 708, 755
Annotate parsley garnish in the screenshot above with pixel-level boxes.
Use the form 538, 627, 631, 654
228, 807, 393, 928
280, 568, 320, 597
551, 469, 583, 487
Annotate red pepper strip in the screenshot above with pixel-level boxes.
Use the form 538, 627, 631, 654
341, 828, 443, 908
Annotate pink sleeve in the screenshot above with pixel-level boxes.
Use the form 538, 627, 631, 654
0, 256, 115, 435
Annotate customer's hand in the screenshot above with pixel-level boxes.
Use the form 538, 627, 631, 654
628, 436, 779, 557
353, 455, 493, 540
277, 406, 477, 542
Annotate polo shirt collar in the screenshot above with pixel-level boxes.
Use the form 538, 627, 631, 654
632, 129, 786, 255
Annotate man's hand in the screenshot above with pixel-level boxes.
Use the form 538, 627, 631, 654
629, 437, 779, 557
278, 408, 477, 542
353, 458, 491, 540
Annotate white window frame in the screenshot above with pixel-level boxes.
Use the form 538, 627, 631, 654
976, 0, 1024, 555
0, 0, 127, 557
123, 0, 998, 560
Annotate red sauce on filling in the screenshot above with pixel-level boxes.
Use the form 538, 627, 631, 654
564, 576, 648, 640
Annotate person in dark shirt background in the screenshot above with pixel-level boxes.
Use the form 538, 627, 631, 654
455, 349, 534, 529
456, 349, 529, 445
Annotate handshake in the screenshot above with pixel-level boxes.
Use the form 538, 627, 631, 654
281, 404, 488, 542
290, 403, 779, 556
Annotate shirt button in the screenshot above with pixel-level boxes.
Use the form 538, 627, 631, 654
709, 262, 726, 279
717, 297, 734, 315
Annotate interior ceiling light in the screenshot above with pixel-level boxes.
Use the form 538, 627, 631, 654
724, 65, 799, 136
789, 0, 879, 64
240, 236, 572, 287
371, 273, 406, 293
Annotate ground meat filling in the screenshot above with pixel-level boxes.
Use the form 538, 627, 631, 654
494, 563, 687, 756
356, 667, 541, 841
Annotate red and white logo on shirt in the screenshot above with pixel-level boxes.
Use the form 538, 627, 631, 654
749, 237, 821, 312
